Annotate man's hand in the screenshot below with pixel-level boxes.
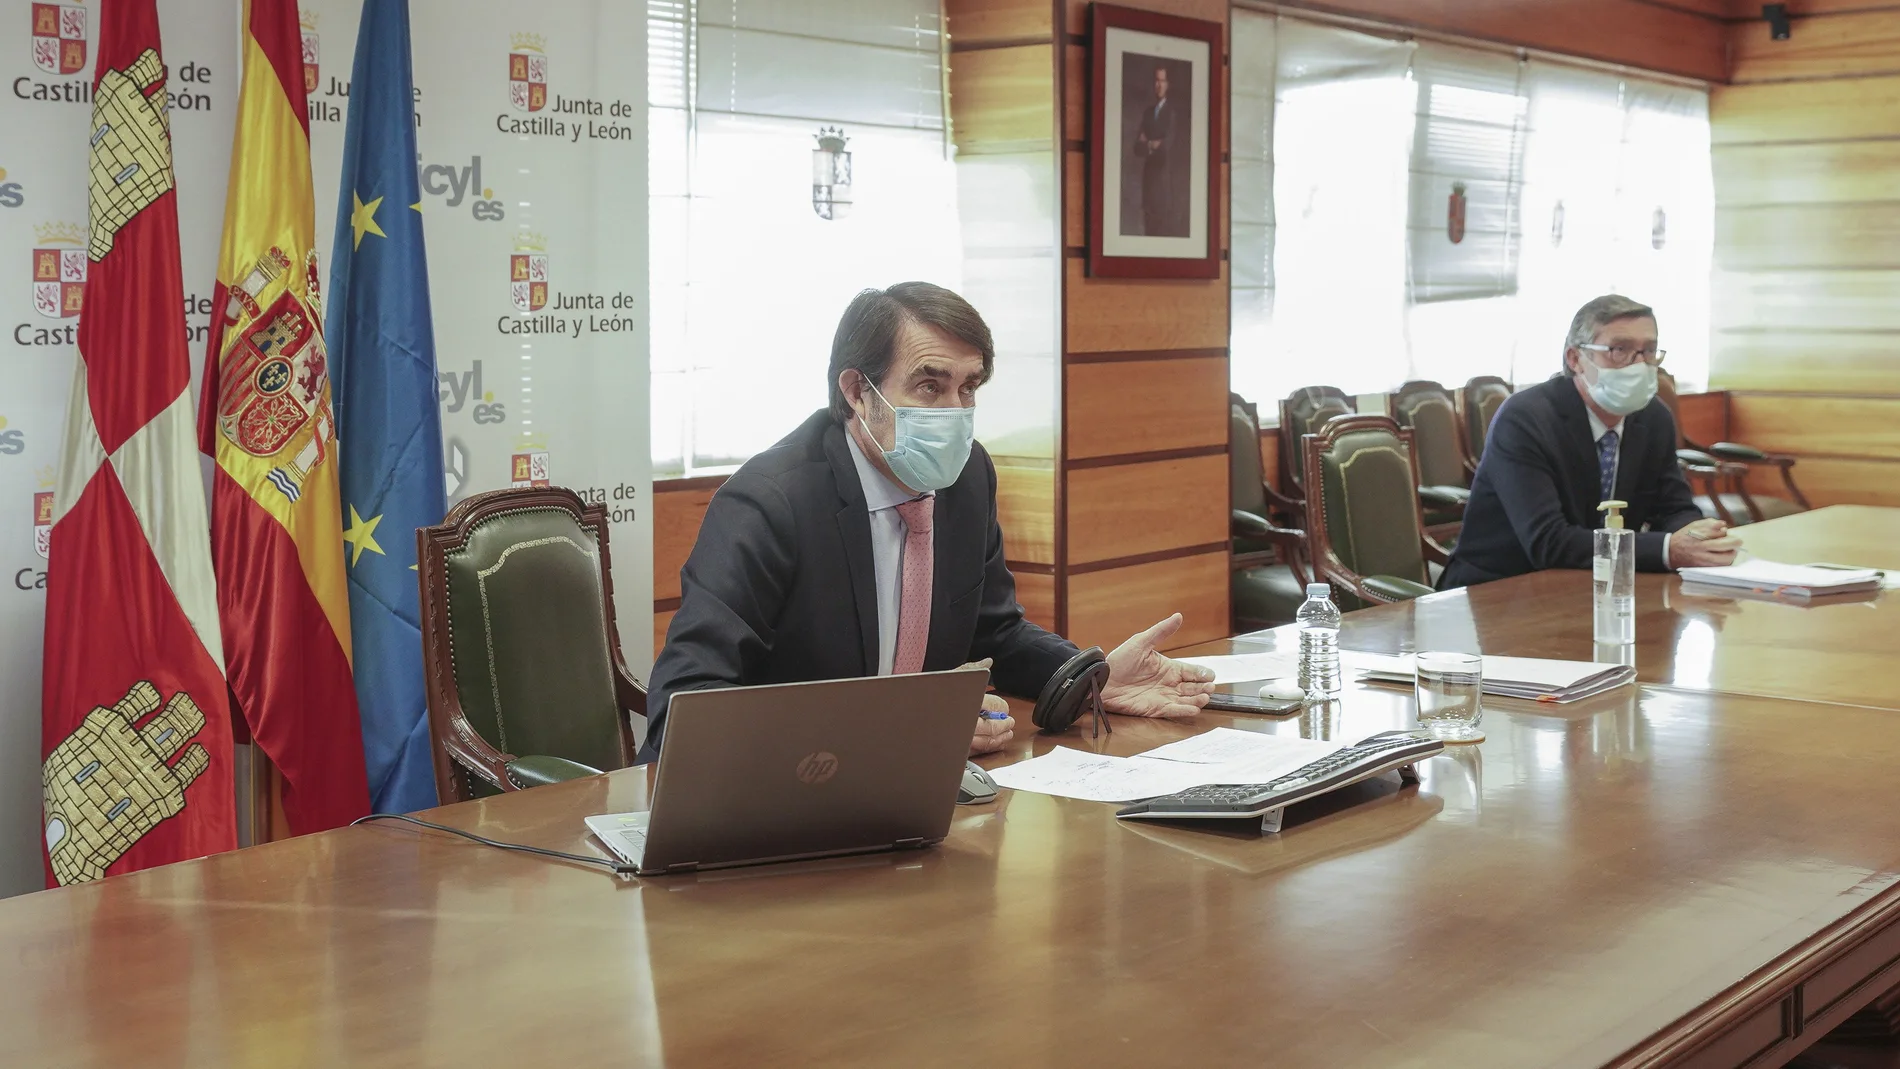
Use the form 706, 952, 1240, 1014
1099, 614, 1217, 720
957, 657, 1014, 755
970, 694, 1014, 756
1670, 518, 1742, 569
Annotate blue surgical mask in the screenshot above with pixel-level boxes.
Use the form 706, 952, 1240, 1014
858, 378, 976, 493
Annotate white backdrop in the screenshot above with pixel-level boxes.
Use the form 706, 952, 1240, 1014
0, 0, 649, 898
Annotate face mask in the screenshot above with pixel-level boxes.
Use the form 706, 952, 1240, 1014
1582, 358, 1658, 417
858, 378, 976, 493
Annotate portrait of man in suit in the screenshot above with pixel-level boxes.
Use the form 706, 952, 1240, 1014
1121, 55, 1192, 238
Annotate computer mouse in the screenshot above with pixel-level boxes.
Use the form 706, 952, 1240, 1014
1258, 681, 1306, 702
958, 761, 998, 805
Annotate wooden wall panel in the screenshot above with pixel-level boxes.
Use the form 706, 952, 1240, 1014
1715, 142, 1900, 208
1713, 270, 1900, 332
1057, 0, 1232, 641
1712, 334, 1900, 395
1263, 0, 1728, 82
1065, 259, 1230, 352
995, 462, 1057, 564
1066, 551, 1229, 653
1729, 11, 1900, 84
950, 45, 1055, 154
1716, 204, 1900, 271
1712, 76, 1900, 144
1675, 392, 1730, 449
946, 0, 1052, 45
1730, 395, 1900, 460
1012, 570, 1057, 631
1063, 0, 1226, 33
653, 481, 720, 602
1710, 7, 1900, 515
1065, 356, 1228, 459
1066, 455, 1228, 565
1745, 456, 1900, 508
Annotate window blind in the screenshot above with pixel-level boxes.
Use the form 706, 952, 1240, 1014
648, 0, 955, 474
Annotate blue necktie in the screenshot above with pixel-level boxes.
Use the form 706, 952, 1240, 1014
1597, 430, 1619, 502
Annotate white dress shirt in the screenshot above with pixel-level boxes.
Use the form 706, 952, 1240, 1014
846, 433, 934, 675
1586, 407, 1673, 569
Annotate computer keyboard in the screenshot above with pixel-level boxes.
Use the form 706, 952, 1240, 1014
1115, 731, 1444, 821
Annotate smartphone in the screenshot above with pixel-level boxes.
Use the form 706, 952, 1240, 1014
1205, 691, 1304, 716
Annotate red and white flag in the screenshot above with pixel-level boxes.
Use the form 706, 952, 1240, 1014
40, 0, 234, 887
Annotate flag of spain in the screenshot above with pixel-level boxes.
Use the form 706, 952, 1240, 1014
199, 0, 368, 834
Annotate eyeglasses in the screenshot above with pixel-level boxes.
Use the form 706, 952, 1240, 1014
1578, 343, 1666, 369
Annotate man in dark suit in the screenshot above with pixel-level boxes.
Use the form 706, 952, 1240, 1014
1133, 63, 1178, 237
1439, 294, 1740, 589
642, 282, 1216, 762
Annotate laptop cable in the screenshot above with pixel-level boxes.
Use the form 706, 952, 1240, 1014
351, 813, 640, 878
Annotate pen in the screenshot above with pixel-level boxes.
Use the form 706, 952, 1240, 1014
979, 710, 1010, 720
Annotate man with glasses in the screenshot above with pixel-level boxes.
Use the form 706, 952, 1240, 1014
1440, 294, 1740, 589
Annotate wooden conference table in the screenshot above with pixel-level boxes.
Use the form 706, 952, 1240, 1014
2, 508, 1899, 1068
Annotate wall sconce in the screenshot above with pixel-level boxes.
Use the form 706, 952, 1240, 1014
812, 126, 852, 221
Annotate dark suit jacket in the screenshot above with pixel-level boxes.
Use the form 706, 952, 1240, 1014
641, 409, 1077, 761
1439, 374, 1703, 589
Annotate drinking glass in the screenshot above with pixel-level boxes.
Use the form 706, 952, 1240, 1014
1416, 651, 1483, 743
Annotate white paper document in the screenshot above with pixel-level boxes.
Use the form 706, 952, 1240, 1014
986, 747, 1213, 803
1139, 726, 1340, 767
1678, 558, 1883, 596
987, 730, 1347, 803
1173, 651, 1299, 684
1341, 651, 1634, 703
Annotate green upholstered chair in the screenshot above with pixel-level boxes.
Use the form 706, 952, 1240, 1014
1271, 385, 1356, 526
1229, 397, 1311, 632
1459, 376, 1512, 469
1302, 415, 1450, 610
416, 486, 646, 804
1388, 379, 1471, 541
1657, 369, 1808, 526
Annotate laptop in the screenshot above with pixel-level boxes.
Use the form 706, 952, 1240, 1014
586, 667, 990, 876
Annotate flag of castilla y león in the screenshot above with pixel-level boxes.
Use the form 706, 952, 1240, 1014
199, 0, 369, 834
41, 0, 234, 887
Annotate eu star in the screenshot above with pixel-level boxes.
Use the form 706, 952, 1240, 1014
350, 191, 387, 250
343, 505, 386, 566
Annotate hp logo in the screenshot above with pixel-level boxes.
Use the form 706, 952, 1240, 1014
795, 751, 839, 785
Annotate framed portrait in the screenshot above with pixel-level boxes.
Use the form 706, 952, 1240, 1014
1088, 3, 1222, 279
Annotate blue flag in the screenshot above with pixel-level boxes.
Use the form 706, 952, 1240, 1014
327, 0, 445, 814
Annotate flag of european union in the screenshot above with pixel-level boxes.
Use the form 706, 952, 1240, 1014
327, 0, 445, 814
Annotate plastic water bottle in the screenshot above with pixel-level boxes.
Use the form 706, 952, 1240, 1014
1296, 583, 1343, 700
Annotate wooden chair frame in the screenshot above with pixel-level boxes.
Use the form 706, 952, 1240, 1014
1301, 415, 1451, 606
416, 486, 647, 805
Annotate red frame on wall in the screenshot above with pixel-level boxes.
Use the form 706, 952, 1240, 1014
1087, 3, 1224, 280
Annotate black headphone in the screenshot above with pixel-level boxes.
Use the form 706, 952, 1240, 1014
1031, 646, 1112, 736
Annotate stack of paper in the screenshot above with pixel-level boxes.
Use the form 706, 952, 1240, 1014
1173, 651, 1299, 684
1342, 651, 1634, 703
1677, 559, 1884, 598
986, 728, 1344, 803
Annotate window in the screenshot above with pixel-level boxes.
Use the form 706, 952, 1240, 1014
648, 0, 957, 475
1229, 10, 1715, 410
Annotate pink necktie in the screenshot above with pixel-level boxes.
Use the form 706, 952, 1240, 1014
892, 497, 934, 675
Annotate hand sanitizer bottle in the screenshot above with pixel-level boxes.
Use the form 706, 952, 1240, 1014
1594, 500, 1635, 645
